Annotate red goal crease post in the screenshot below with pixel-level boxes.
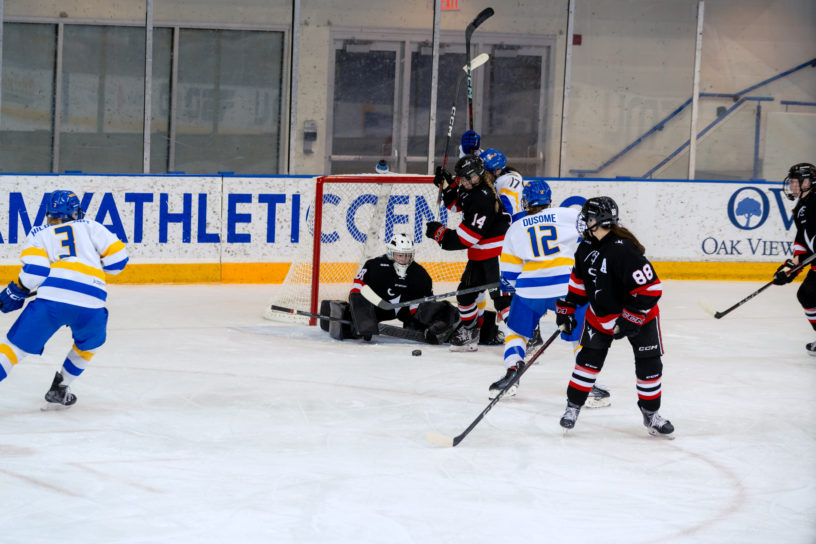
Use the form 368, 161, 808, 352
264, 174, 466, 324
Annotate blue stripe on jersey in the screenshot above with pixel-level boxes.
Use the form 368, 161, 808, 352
22, 263, 50, 277
103, 257, 129, 272
41, 277, 108, 300
501, 270, 520, 281
515, 274, 572, 288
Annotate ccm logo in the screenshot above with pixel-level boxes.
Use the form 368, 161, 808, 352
638, 345, 659, 352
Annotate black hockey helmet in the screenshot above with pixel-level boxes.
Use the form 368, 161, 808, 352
577, 196, 619, 238
454, 154, 485, 180
783, 162, 816, 201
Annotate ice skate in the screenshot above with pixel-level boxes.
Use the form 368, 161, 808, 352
640, 406, 674, 439
449, 324, 479, 352
585, 383, 611, 408
806, 341, 816, 357
525, 326, 543, 359
42, 372, 77, 411
488, 364, 523, 399
479, 327, 505, 346
559, 401, 582, 431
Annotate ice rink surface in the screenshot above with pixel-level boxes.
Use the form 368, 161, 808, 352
0, 280, 814, 543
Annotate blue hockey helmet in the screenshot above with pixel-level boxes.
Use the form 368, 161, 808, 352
46, 190, 83, 220
480, 148, 507, 173
521, 180, 552, 209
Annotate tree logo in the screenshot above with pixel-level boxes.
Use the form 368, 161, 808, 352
727, 187, 769, 230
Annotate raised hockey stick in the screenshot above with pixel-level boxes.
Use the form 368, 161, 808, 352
466, 7, 494, 131
359, 282, 499, 311
441, 53, 490, 171
426, 327, 562, 448
698, 252, 816, 319
268, 304, 427, 342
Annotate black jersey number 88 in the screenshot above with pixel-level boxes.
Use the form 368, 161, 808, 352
631, 264, 654, 285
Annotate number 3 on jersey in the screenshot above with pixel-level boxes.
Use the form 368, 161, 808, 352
526, 225, 560, 257
54, 225, 77, 258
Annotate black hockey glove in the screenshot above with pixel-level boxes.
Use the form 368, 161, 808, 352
555, 298, 577, 335
425, 221, 447, 243
0, 280, 30, 313
613, 308, 646, 339
433, 166, 454, 189
772, 259, 796, 285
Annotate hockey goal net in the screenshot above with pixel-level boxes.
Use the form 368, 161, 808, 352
263, 174, 466, 324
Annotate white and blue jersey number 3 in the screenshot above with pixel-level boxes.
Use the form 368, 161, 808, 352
526, 225, 560, 257
53, 225, 77, 258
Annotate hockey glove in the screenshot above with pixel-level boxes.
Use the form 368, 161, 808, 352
555, 298, 577, 335
460, 130, 481, 155
772, 259, 797, 285
433, 166, 454, 189
499, 276, 516, 296
425, 221, 447, 243
0, 280, 30, 313
613, 308, 646, 339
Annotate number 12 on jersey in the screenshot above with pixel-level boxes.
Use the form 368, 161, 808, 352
526, 225, 560, 257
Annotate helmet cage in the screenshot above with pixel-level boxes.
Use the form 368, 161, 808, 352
783, 163, 815, 201
386, 233, 415, 278
454, 155, 485, 181
576, 197, 619, 238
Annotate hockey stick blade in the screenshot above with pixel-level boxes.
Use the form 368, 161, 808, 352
268, 304, 353, 324
697, 298, 719, 318
700, 253, 816, 319
463, 53, 489, 73
426, 328, 561, 448
466, 7, 495, 37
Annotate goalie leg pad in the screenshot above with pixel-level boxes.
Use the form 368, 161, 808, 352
328, 301, 353, 340
349, 292, 379, 339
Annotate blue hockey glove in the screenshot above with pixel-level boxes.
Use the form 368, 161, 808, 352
460, 130, 481, 155
499, 276, 516, 296
0, 281, 30, 313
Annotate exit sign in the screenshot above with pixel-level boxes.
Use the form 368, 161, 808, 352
441, 0, 459, 10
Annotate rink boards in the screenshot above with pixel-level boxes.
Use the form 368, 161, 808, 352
0, 174, 795, 283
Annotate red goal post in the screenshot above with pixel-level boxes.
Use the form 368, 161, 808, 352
264, 174, 466, 324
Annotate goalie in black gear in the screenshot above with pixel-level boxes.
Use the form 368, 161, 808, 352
320, 234, 460, 344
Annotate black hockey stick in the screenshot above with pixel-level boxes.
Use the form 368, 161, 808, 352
360, 282, 499, 311
426, 327, 562, 448
466, 7, 494, 131
698, 252, 816, 319
269, 304, 427, 342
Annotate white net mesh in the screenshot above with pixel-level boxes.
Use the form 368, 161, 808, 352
264, 174, 466, 323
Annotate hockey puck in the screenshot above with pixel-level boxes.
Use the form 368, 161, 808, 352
412, 349, 422, 356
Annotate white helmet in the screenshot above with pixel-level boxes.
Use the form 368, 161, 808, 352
386, 233, 415, 278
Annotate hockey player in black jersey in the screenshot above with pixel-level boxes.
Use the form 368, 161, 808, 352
554, 196, 674, 438
774, 162, 816, 355
425, 154, 512, 351
321, 234, 459, 344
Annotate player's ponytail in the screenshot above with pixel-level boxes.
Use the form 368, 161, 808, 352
611, 224, 645, 254
482, 171, 501, 213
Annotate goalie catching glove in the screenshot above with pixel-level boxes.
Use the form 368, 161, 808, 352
772, 259, 798, 285
555, 298, 577, 335
613, 308, 645, 339
0, 280, 30, 313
